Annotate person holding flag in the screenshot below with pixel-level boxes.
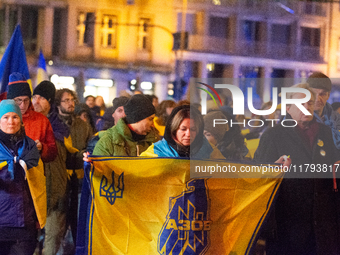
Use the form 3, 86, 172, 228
0, 100, 45, 255
78, 103, 290, 254
92, 94, 159, 156
141, 105, 223, 159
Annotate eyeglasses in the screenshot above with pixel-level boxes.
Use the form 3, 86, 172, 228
14, 98, 30, 105
61, 98, 76, 104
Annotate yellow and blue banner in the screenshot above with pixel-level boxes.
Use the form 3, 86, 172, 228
27, 159, 47, 228
36, 49, 48, 86
77, 157, 283, 255
0, 24, 31, 94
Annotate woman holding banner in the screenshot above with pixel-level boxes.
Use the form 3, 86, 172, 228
141, 105, 223, 159
141, 104, 290, 167
0, 100, 44, 255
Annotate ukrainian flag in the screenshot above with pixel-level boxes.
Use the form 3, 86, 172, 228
77, 157, 283, 255
0, 24, 31, 94
36, 49, 48, 86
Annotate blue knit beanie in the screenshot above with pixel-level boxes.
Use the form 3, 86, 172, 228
7, 72, 31, 99
0, 100, 22, 121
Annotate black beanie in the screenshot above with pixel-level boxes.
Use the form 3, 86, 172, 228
306, 72, 332, 92
112, 96, 129, 113
7, 72, 31, 99
124, 94, 155, 124
33, 80, 56, 105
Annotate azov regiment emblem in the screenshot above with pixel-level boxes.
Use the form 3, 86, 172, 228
158, 179, 211, 255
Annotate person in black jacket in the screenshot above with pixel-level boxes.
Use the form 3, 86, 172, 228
254, 83, 340, 255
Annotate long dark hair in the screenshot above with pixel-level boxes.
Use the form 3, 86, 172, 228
164, 105, 204, 157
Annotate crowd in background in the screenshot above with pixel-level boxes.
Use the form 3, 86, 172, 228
1, 70, 340, 255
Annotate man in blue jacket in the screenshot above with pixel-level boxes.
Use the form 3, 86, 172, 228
307, 72, 340, 150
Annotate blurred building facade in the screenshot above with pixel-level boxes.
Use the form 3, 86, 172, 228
0, 0, 175, 104
176, 0, 340, 106
0, 0, 339, 105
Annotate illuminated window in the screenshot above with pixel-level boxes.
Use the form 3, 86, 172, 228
138, 18, 151, 50
77, 12, 95, 46
101, 15, 117, 48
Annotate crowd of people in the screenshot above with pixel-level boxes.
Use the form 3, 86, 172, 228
1, 70, 340, 255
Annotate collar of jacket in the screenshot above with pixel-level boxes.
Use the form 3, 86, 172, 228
115, 118, 157, 143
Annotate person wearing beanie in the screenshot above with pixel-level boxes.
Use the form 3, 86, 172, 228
306, 72, 332, 116
33, 83, 75, 254
7, 74, 57, 163
112, 96, 129, 125
0, 100, 45, 255
32, 80, 56, 116
0, 99, 22, 121
86, 96, 130, 155
92, 94, 159, 156
6, 72, 31, 101
95, 95, 129, 132
307, 72, 340, 150
123, 94, 156, 125
7, 72, 32, 115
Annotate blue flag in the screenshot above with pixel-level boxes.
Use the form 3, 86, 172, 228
36, 49, 48, 86
38, 49, 47, 72
0, 24, 30, 94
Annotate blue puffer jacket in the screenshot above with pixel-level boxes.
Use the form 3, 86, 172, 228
0, 132, 40, 228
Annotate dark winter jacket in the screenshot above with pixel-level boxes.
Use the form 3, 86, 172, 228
254, 117, 340, 255
0, 129, 41, 241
